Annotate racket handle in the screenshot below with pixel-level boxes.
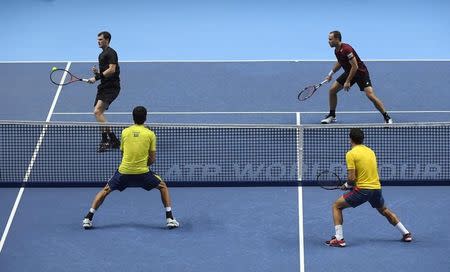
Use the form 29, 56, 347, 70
81, 79, 90, 83
315, 79, 329, 89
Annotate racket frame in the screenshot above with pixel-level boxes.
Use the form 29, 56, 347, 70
50, 68, 89, 86
316, 170, 344, 190
297, 79, 329, 101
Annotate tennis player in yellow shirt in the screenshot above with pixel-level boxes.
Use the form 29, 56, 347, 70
82, 106, 179, 229
326, 128, 412, 247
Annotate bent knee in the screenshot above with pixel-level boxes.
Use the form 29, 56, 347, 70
93, 108, 103, 116
157, 181, 167, 190
333, 202, 345, 210
100, 185, 112, 196
329, 82, 342, 93
329, 87, 340, 94
365, 89, 377, 98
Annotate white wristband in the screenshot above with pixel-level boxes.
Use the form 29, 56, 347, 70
328, 70, 334, 77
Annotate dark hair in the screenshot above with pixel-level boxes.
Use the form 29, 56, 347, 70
98, 31, 111, 42
349, 128, 364, 144
132, 106, 147, 124
330, 30, 342, 41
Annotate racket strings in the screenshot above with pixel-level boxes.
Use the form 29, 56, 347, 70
317, 171, 343, 190
50, 69, 79, 85
298, 86, 315, 101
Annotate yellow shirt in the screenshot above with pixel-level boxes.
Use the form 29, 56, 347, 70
118, 124, 156, 174
345, 145, 381, 189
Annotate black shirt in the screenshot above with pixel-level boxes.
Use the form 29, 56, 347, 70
98, 47, 120, 83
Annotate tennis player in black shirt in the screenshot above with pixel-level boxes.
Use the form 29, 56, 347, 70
88, 31, 121, 152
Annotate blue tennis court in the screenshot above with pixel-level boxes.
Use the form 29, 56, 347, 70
1, 60, 450, 272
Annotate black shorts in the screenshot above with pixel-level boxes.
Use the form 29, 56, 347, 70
94, 81, 120, 110
343, 187, 385, 208
336, 71, 372, 91
107, 170, 162, 192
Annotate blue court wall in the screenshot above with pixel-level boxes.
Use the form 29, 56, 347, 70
0, 0, 449, 61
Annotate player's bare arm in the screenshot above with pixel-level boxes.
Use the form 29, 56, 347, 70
344, 57, 358, 90
341, 169, 356, 190
326, 62, 342, 82
148, 150, 156, 166
347, 169, 356, 184
89, 64, 116, 83
102, 64, 117, 77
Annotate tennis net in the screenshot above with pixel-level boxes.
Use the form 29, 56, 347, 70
1, 120, 449, 187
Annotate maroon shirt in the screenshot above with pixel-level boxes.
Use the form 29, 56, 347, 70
335, 43, 368, 74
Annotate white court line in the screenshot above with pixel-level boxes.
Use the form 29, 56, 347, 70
0, 62, 71, 253
296, 112, 305, 272
52, 110, 450, 115
1, 59, 450, 63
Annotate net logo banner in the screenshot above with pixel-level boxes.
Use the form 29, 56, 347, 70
155, 162, 444, 182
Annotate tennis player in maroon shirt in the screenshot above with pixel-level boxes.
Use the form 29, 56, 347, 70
321, 31, 393, 124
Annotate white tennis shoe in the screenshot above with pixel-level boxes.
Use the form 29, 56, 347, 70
166, 218, 180, 229
82, 218, 93, 229
321, 115, 336, 124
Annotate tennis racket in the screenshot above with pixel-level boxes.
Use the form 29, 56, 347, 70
316, 170, 345, 190
50, 68, 89, 86
297, 79, 328, 101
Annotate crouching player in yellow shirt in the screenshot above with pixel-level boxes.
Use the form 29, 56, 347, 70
82, 106, 179, 229
326, 128, 411, 247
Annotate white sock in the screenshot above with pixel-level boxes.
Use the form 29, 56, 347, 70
335, 225, 344, 240
89, 208, 96, 213
395, 222, 409, 235
165, 207, 172, 212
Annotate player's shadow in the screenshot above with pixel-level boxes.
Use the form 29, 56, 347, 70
93, 222, 168, 231
90, 220, 193, 232
347, 237, 410, 247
